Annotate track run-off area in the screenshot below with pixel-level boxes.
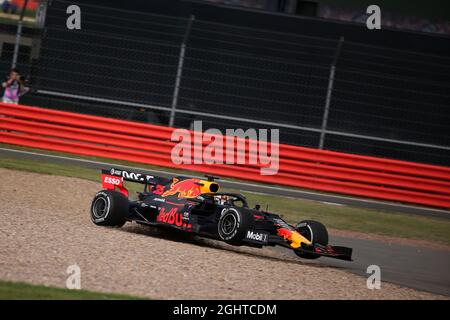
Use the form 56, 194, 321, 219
0, 168, 448, 299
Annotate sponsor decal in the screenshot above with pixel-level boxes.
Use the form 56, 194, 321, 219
245, 230, 268, 243
110, 168, 123, 176
277, 228, 294, 240
162, 178, 202, 199
103, 175, 122, 186
123, 171, 143, 181
277, 227, 310, 248
110, 168, 154, 183
101, 174, 128, 196
157, 207, 191, 230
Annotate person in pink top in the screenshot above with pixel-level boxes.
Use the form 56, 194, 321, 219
2, 68, 28, 104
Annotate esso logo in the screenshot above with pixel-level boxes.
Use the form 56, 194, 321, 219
104, 176, 121, 185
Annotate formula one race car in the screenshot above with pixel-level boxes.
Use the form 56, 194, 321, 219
90, 168, 353, 261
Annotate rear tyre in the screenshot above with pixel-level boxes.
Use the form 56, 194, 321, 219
217, 208, 253, 245
90, 190, 128, 227
293, 220, 328, 259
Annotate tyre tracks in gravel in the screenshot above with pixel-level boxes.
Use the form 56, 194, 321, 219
0, 168, 447, 299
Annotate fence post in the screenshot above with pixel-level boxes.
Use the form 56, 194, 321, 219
169, 15, 195, 127
319, 36, 344, 149
11, 0, 30, 69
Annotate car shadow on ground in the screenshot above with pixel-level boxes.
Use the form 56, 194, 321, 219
117, 222, 341, 270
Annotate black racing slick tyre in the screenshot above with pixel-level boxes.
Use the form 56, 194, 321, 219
90, 190, 128, 227
293, 220, 329, 259
217, 208, 253, 246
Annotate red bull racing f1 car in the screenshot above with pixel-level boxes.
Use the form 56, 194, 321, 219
90, 168, 353, 261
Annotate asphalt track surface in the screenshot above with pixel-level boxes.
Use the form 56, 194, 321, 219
270, 235, 450, 297
1, 147, 449, 296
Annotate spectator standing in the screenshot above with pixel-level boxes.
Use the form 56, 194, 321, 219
2, 68, 28, 104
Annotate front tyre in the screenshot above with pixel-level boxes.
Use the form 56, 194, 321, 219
217, 208, 253, 245
293, 220, 328, 259
90, 190, 128, 227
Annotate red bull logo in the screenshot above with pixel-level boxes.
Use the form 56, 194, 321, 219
277, 228, 293, 239
277, 227, 311, 248
162, 178, 202, 199
157, 207, 192, 230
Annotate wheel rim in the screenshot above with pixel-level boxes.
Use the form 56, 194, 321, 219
92, 197, 108, 219
221, 213, 237, 236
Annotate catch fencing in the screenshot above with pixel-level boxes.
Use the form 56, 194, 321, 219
1, 102, 450, 209
2, 0, 443, 167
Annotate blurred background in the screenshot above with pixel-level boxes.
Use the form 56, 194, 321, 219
1, 0, 449, 165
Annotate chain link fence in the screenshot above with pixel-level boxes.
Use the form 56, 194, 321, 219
0, 23, 33, 84
5, 0, 450, 165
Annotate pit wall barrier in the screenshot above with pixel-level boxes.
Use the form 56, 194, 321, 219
1, 103, 449, 209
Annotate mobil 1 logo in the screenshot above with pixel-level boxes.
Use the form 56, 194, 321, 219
245, 230, 269, 244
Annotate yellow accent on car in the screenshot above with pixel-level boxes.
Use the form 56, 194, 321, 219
289, 231, 312, 248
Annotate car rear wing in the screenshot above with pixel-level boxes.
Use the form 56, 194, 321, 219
101, 168, 164, 197
102, 168, 156, 184
101, 168, 220, 198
